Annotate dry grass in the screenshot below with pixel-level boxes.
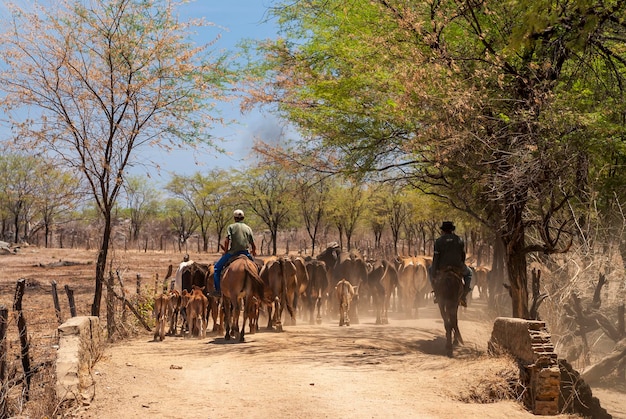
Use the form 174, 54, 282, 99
0, 246, 191, 417
454, 355, 522, 404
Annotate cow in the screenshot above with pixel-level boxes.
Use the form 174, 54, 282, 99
186, 285, 208, 338
153, 293, 169, 341
167, 289, 183, 336
473, 266, 491, 300
305, 259, 328, 324
260, 256, 297, 331
247, 296, 260, 334
179, 289, 191, 334
395, 256, 429, 318
291, 256, 310, 320
335, 279, 357, 327
364, 259, 398, 325
317, 244, 367, 323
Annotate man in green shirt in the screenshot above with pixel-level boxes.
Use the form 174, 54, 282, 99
212, 209, 257, 296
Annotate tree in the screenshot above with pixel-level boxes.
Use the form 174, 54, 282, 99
327, 180, 367, 251
123, 175, 160, 244
167, 170, 234, 253
165, 198, 198, 253
294, 169, 329, 256
246, 0, 626, 318
239, 164, 296, 256
0, 154, 39, 244
34, 162, 81, 247
0, 0, 232, 316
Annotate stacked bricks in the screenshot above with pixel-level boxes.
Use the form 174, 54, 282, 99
489, 317, 560, 415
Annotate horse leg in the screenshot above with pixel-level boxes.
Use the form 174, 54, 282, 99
224, 298, 231, 340
446, 326, 453, 357
451, 306, 464, 346
239, 298, 249, 342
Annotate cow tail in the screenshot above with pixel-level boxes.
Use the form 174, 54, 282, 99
279, 262, 295, 319
245, 262, 270, 305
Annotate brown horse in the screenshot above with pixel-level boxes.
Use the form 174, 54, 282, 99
220, 255, 266, 342
432, 266, 465, 357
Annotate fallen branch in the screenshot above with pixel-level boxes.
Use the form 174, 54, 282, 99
108, 287, 151, 332
581, 338, 626, 383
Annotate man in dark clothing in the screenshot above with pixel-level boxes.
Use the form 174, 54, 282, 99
430, 221, 472, 307
211, 209, 257, 297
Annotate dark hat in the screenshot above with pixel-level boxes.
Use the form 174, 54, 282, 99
440, 221, 455, 231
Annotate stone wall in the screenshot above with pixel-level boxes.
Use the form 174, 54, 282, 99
56, 316, 103, 407
488, 317, 560, 415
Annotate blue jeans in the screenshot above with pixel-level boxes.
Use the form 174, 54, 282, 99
213, 250, 253, 292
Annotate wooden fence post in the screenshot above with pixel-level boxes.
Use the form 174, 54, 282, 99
51, 281, 63, 325
13, 279, 31, 401
0, 305, 8, 418
64, 285, 77, 317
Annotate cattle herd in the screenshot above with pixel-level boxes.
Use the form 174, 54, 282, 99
151, 244, 492, 350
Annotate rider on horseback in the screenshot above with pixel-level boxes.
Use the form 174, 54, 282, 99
430, 221, 472, 307
211, 209, 257, 297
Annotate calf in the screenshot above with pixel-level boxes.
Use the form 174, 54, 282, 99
153, 293, 170, 341
247, 296, 260, 334
167, 290, 182, 335
335, 279, 357, 326
186, 285, 208, 338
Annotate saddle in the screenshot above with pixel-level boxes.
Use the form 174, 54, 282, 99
432, 266, 464, 301
221, 254, 255, 279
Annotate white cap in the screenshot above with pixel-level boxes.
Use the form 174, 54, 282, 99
233, 209, 244, 218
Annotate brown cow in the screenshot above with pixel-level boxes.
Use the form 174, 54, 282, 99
395, 256, 429, 318
305, 259, 328, 324
179, 289, 191, 335
186, 285, 208, 338
167, 289, 182, 336
365, 259, 398, 325
335, 279, 357, 327
153, 293, 170, 341
473, 266, 491, 300
260, 256, 297, 331
317, 245, 367, 324
291, 256, 310, 320
247, 296, 260, 334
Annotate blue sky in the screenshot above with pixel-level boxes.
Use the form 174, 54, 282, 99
139, 1, 285, 182
0, 1, 282, 182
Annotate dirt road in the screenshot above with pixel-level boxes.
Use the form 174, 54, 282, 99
73, 302, 586, 419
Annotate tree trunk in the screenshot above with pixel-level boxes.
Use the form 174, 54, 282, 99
91, 213, 112, 317
505, 246, 530, 319
271, 229, 278, 255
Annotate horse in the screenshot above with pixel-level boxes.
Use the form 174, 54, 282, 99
432, 266, 465, 357
220, 255, 267, 342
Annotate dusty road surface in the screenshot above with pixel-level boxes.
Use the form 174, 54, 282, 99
0, 247, 622, 418
74, 302, 593, 419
